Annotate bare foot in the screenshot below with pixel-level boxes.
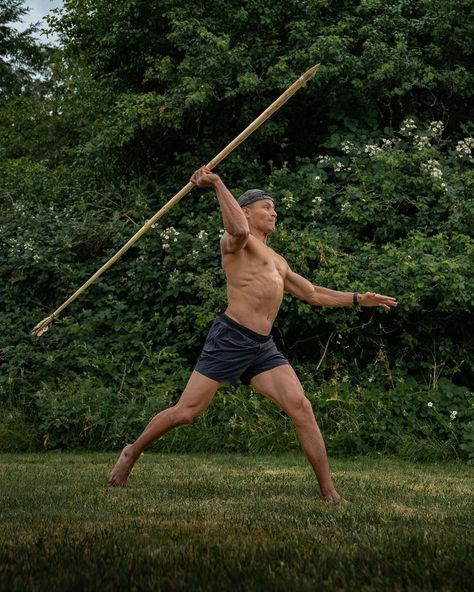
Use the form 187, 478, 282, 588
108, 444, 139, 487
321, 490, 348, 504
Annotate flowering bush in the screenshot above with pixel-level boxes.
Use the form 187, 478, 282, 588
1, 0, 473, 454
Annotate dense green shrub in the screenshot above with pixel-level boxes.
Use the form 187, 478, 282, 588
22, 374, 473, 462
1, 0, 473, 455
0, 406, 40, 451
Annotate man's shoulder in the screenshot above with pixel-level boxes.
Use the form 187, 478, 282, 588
269, 246, 287, 263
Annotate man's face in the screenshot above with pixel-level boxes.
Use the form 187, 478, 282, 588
244, 199, 277, 233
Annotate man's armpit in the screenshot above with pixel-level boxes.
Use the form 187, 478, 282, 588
220, 232, 249, 254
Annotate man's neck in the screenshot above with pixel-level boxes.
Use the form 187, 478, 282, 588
249, 228, 269, 244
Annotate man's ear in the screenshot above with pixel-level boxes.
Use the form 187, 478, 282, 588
242, 207, 251, 219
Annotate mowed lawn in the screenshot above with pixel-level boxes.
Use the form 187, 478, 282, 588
0, 453, 472, 591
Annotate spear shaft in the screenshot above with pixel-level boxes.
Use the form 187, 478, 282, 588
32, 64, 319, 337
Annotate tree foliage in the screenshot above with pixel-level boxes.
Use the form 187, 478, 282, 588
0, 0, 473, 454
0, 0, 51, 99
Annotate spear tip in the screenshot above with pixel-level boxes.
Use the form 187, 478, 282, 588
302, 64, 320, 82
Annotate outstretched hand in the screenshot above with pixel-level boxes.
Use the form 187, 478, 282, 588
190, 166, 221, 188
359, 292, 397, 310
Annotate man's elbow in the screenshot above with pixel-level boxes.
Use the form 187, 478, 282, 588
308, 289, 323, 306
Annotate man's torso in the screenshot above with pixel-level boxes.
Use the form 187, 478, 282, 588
221, 234, 288, 334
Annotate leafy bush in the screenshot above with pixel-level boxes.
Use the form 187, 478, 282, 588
1, 0, 473, 457
9, 373, 470, 462
0, 406, 41, 452
309, 377, 473, 460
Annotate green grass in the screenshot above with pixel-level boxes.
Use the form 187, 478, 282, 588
0, 453, 473, 591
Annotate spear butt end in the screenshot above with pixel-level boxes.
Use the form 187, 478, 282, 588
31, 315, 55, 338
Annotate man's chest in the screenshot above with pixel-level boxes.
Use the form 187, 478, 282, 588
245, 240, 288, 278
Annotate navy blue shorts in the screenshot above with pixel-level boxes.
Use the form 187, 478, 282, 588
194, 314, 289, 385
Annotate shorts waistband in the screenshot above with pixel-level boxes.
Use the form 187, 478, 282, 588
219, 314, 271, 343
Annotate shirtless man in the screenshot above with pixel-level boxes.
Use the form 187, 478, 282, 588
109, 166, 397, 499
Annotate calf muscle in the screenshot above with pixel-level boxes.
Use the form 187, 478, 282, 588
250, 365, 340, 500
108, 372, 220, 486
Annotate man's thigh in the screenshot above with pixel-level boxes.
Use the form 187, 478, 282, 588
175, 370, 221, 415
249, 364, 306, 412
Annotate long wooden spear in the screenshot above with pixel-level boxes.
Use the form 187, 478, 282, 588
32, 64, 320, 337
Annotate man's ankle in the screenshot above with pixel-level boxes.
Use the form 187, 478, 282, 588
129, 444, 143, 458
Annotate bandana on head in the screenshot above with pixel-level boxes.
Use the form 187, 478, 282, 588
237, 189, 274, 208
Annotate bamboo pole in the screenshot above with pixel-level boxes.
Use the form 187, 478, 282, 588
32, 64, 320, 337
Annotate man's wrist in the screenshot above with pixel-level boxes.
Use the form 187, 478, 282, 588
353, 292, 361, 306
212, 177, 224, 190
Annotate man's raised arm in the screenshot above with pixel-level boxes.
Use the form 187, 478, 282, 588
284, 268, 397, 310
190, 166, 249, 253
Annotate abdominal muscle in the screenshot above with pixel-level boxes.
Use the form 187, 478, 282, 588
222, 244, 286, 335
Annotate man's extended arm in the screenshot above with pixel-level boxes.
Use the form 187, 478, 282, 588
284, 268, 397, 310
190, 166, 249, 253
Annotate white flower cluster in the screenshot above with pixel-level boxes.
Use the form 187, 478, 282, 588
281, 191, 295, 208
429, 120, 444, 136
317, 155, 331, 163
413, 135, 431, 150
8, 237, 20, 256
186, 229, 214, 257
341, 140, 354, 154
8, 237, 40, 262
340, 201, 351, 212
363, 138, 394, 157
422, 158, 443, 179
312, 196, 323, 205
427, 401, 434, 407
13, 202, 26, 214
450, 410, 458, 421
160, 226, 180, 250
455, 137, 474, 159
333, 161, 344, 172
400, 118, 417, 136
364, 144, 382, 157
314, 175, 321, 182
169, 269, 180, 282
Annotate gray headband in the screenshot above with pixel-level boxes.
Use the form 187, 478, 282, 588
237, 189, 274, 208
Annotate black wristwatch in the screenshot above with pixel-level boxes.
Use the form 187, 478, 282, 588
353, 292, 360, 306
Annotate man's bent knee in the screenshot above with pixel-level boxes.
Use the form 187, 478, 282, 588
287, 396, 314, 424
173, 404, 204, 426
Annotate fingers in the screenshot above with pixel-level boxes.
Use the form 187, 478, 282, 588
190, 167, 203, 185
190, 166, 213, 184
362, 292, 397, 309
371, 292, 397, 304
379, 298, 396, 310
361, 292, 398, 309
